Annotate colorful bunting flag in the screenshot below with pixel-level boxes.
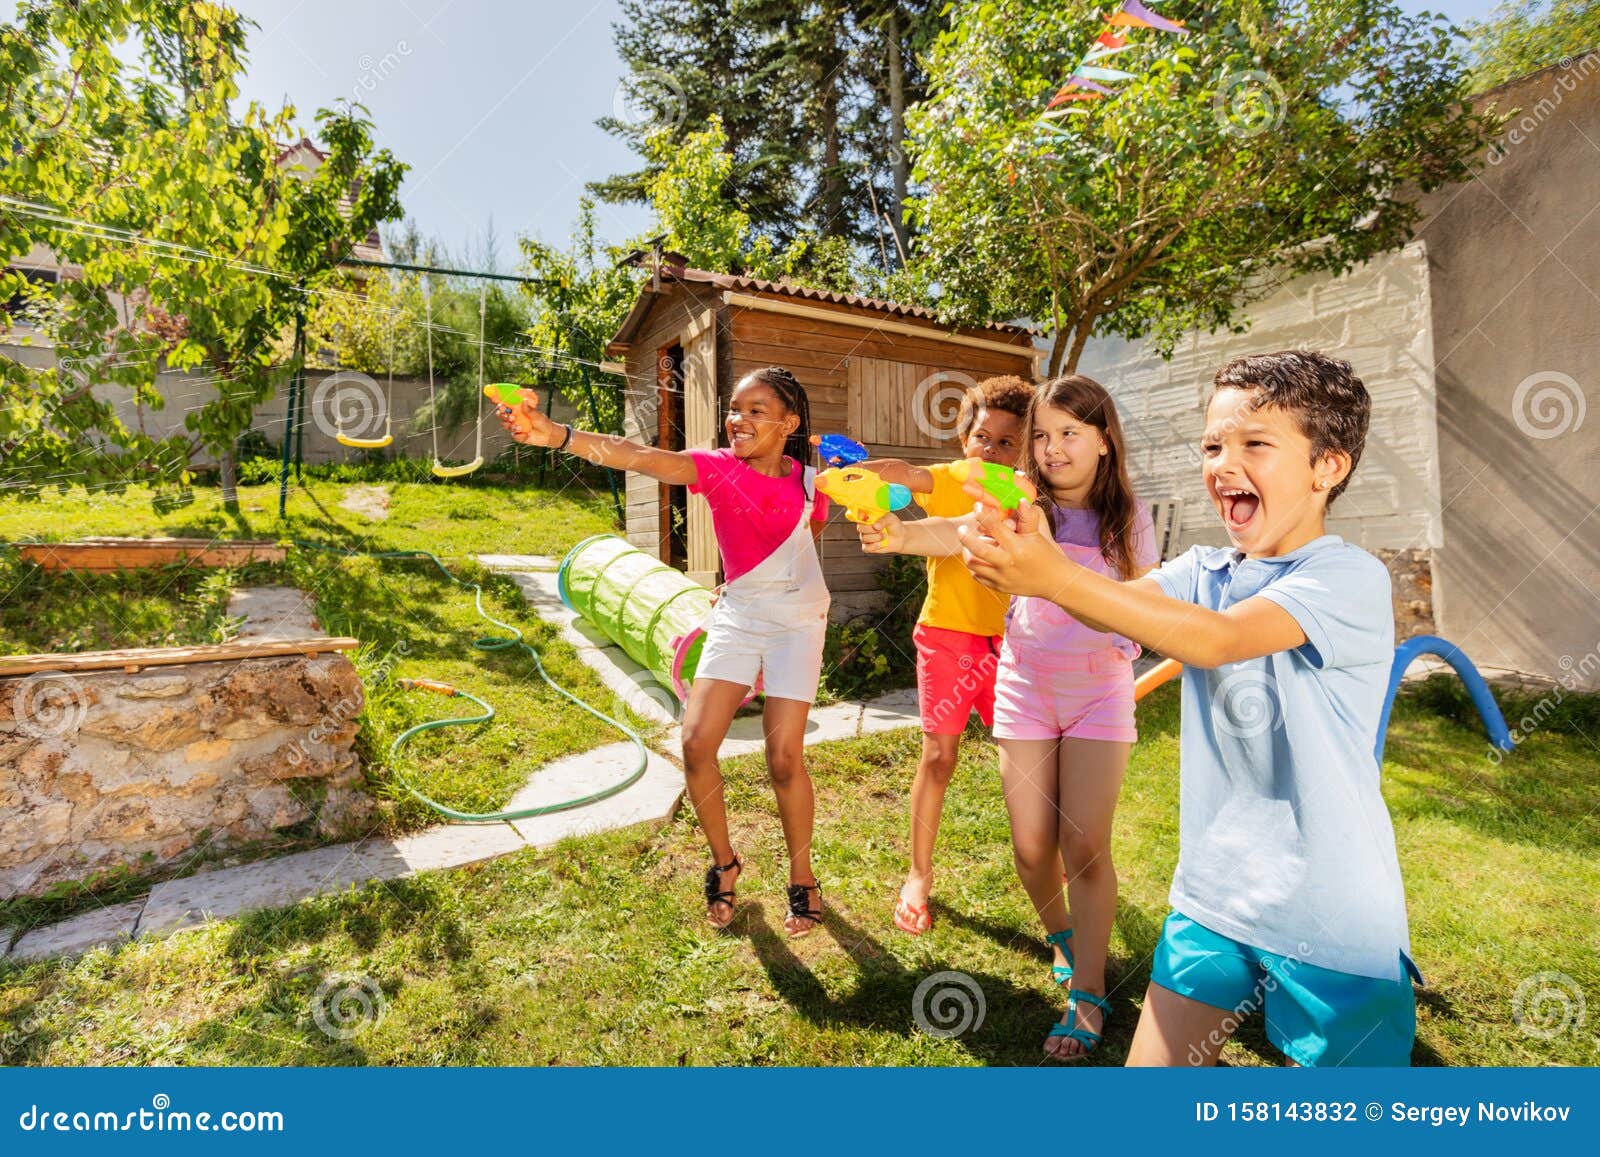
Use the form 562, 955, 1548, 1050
1104, 0, 1189, 35
1096, 29, 1128, 49
1071, 64, 1136, 82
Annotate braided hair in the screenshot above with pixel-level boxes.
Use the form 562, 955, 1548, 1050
747, 366, 813, 467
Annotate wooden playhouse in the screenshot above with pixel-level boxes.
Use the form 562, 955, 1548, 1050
602, 259, 1040, 617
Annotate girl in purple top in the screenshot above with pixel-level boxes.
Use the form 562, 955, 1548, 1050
859, 375, 1156, 1058
499, 367, 830, 938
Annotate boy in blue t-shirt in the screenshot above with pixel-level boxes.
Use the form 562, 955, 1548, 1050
960, 350, 1418, 1067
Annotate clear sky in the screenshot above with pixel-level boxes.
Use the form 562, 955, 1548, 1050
230, 0, 1504, 272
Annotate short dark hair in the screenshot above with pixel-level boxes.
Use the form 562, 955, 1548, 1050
1212, 350, 1371, 504
956, 374, 1034, 439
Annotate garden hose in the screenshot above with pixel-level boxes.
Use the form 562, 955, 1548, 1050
293, 540, 651, 823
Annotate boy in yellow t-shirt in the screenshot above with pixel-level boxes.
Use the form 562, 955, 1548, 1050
861, 375, 1035, 934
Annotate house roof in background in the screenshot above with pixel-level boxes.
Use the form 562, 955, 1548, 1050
605, 262, 1038, 355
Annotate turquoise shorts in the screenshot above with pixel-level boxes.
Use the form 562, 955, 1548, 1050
1150, 911, 1419, 1067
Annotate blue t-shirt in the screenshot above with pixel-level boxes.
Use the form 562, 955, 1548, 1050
1150, 535, 1410, 981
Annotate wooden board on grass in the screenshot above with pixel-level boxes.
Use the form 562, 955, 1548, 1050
0, 637, 359, 679
13, 538, 286, 572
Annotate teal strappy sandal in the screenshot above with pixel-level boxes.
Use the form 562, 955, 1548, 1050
1047, 989, 1111, 1059
1045, 928, 1075, 985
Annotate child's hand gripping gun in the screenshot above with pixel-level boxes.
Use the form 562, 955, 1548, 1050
485, 383, 534, 437
951, 457, 1038, 514
810, 433, 868, 467
814, 465, 913, 525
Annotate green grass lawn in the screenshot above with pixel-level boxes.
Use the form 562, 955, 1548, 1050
1, 677, 1595, 1067
2, 479, 1596, 1067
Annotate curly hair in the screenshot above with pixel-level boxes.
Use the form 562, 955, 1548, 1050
1212, 350, 1371, 504
956, 374, 1035, 440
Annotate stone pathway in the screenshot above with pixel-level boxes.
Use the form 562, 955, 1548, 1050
225, 585, 322, 641
3, 557, 921, 963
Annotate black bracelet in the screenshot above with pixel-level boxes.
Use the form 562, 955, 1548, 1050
557, 424, 574, 452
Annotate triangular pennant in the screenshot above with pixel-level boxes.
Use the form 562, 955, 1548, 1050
1066, 76, 1116, 94
1096, 29, 1128, 49
1084, 41, 1134, 62
1104, 0, 1188, 34
1073, 64, 1136, 82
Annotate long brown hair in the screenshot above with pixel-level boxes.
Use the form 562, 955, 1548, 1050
1021, 375, 1142, 580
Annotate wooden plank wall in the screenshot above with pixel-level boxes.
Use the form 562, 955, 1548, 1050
726, 301, 1036, 608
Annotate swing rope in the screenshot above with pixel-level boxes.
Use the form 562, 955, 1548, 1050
430, 282, 486, 478
334, 309, 396, 450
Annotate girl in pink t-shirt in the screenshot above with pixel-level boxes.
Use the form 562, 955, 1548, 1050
858, 375, 1155, 1059
499, 367, 830, 938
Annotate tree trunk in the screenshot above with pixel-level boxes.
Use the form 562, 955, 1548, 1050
1049, 316, 1095, 377
219, 448, 238, 508
886, 8, 909, 266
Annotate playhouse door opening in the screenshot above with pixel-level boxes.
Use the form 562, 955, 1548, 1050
658, 342, 689, 571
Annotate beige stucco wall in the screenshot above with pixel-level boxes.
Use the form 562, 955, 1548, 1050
1414, 57, 1600, 688
1077, 241, 1443, 556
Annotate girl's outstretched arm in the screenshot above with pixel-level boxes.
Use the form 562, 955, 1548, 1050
857, 510, 974, 558
500, 397, 698, 486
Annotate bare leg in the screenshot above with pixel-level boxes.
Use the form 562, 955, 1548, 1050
900, 731, 962, 930
998, 737, 1071, 950
1046, 737, 1130, 1059
680, 678, 754, 927
760, 695, 821, 936
1127, 982, 1240, 1067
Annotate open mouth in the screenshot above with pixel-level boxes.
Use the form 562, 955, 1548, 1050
1219, 485, 1261, 532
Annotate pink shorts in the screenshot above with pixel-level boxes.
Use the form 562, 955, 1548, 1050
914, 623, 1002, 735
992, 642, 1137, 743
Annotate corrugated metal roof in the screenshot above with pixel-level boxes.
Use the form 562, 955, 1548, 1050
606, 263, 1038, 354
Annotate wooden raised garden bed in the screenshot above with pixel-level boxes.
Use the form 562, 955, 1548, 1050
13, 537, 286, 572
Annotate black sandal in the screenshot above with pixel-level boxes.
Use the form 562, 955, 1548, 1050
704, 855, 742, 927
785, 880, 823, 938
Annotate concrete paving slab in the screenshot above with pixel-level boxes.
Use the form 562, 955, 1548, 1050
508, 742, 683, 846
9, 901, 146, 962
136, 824, 524, 937
478, 554, 559, 572
859, 688, 921, 735
227, 586, 323, 641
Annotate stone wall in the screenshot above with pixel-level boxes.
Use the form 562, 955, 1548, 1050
1375, 547, 1436, 640
0, 653, 371, 898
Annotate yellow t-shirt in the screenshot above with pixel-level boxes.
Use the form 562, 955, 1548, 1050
912, 462, 1009, 637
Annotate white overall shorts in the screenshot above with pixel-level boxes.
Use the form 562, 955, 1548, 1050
695, 466, 831, 703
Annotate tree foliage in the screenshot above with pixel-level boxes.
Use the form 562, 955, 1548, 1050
1468, 0, 1600, 90
1, 0, 405, 501
593, 0, 945, 259
909, 0, 1501, 374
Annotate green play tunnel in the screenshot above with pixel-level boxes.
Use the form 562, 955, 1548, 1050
557, 535, 714, 702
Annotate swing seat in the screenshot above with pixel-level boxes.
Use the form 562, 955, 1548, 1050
431, 457, 484, 479
336, 433, 395, 450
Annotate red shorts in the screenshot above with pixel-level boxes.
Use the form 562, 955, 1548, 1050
914, 623, 1002, 735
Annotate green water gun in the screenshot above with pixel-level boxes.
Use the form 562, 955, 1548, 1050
949, 457, 1038, 512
